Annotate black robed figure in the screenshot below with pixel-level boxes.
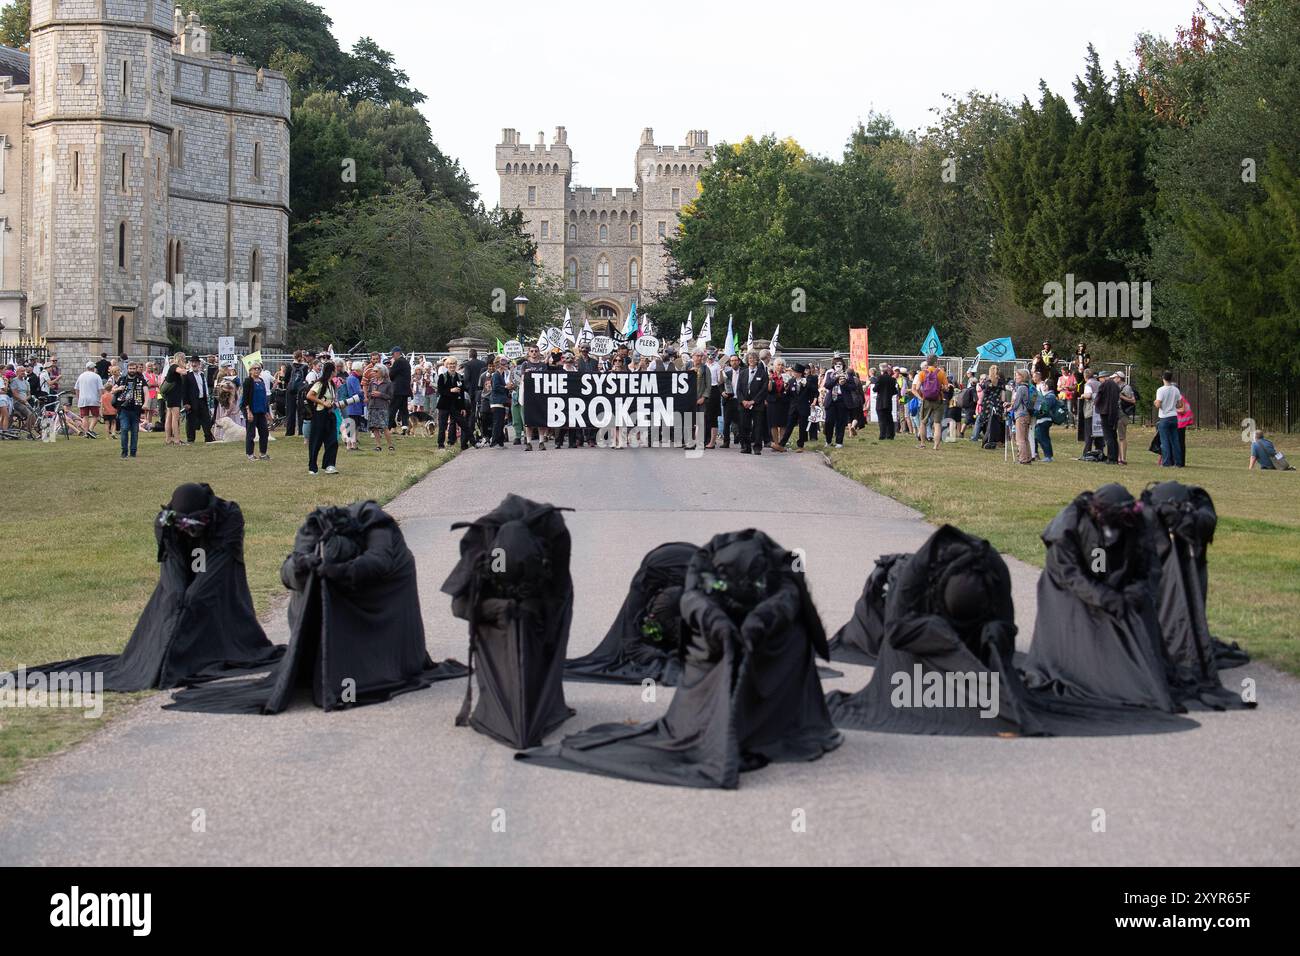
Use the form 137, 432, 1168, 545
441, 494, 575, 749
563, 540, 695, 685
1142, 481, 1253, 709
167, 500, 464, 713
826, 551, 909, 665
8, 483, 281, 691
825, 525, 1046, 735
518, 529, 842, 789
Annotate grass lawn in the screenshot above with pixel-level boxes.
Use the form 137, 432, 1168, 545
0, 427, 457, 785
827, 423, 1300, 676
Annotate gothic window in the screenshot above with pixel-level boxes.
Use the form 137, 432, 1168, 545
251, 248, 261, 283
629, 258, 639, 290
672, 187, 680, 206
528, 186, 536, 204
121, 60, 130, 97
70, 150, 80, 192
630, 210, 638, 221
630, 224, 638, 241
568, 223, 576, 241
599, 224, 607, 242
566, 259, 577, 290
117, 222, 128, 270
120, 151, 128, 193
540, 220, 549, 239
597, 256, 609, 290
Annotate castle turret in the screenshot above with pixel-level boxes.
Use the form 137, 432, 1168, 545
496, 125, 572, 281
636, 130, 711, 296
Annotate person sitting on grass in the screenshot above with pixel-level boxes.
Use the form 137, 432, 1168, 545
1249, 430, 1295, 471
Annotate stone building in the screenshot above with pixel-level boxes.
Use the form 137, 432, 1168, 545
497, 126, 711, 330
0, 3, 289, 369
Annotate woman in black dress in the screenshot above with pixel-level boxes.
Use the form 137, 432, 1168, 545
767, 359, 791, 451
162, 351, 187, 445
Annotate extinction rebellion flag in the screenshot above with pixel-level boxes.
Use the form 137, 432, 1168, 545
522, 370, 698, 429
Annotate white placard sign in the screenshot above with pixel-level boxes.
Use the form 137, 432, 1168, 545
634, 334, 660, 358
590, 335, 614, 357
217, 336, 236, 364
546, 327, 564, 350
502, 339, 524, 361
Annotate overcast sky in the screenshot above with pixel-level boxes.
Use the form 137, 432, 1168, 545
315, 0, 1201, 203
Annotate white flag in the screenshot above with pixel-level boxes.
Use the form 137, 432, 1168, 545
680, 310, 694, 347
697, 312, 712, 344
561, 309, 576, 346
536, 329, 547, 351
746, 322, 754, 353
579, 319, 594, 347
770, 324, 781, 354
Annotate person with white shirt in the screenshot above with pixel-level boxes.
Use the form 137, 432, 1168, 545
75, 362, 104, 437
1153, 369, 1184, 468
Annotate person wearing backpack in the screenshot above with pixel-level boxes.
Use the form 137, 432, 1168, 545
911, 353, 949, 450
1033, 369, 1056, 462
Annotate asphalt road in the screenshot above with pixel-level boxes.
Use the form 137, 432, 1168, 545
1, 444, 1296, 865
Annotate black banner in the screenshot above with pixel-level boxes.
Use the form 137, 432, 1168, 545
522, 370, 698, 428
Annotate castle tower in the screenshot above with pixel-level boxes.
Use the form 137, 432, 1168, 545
496, 126, 571, 284
26, 0, 177, 364
636, 129, 710, 298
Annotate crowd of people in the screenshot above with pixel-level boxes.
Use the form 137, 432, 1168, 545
3, 338, 1293, 473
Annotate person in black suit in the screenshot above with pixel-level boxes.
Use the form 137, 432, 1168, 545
183, 356, 216, 443
736, 351, 768, 455
461, 348, 486, 443
1094, 370, 1122, 464
720, 354, 742, 448
435, 358, 469, 449
780, 363, 815, 451
388, 348, 412, 431
872, 362, 899, 440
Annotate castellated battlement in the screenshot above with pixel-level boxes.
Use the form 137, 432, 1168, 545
569, 186, 638, 205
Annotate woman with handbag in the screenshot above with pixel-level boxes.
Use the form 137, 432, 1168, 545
161, 352, 187, 445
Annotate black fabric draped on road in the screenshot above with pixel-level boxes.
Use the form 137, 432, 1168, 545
564, 541, 695, 685
441, 494, 575, 749
1023, 483, 1251, 718
827, 551, 909, 665
166, 501, 464, 714
827, 520, 1199, 736
1142, 481, 1254, 709
518, 529, 842, 788
6, 483, 281, 692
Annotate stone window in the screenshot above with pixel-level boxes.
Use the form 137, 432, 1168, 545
70, 150, 81, 192
251, 248, 261, 283
630, 224, 638, 241
657, 221, 666, 238
166, 238, 183, 284
568, 223, 576, 241
71, 64, 84, 84
629, 258, 639, 290
527, 186, 536, 205
121, 59, 131, 98
540, 220, 549, 239
120, 151, 129, 193
253, 141, 262, 182
117, 222, 129, 270
672, 187, 680, 206
566, 259, 577, 290
597, 256, 610, 290
172, 129, 184, 169
599, 224, 607, 242
202, 68, 210, 93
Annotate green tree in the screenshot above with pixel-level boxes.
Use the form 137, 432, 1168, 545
0, 0, 28, 49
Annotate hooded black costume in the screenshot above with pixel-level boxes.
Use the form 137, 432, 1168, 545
826, 526, 1047, 735
441, 494, 575, 749
827, 551, 909, 665
518, 529, 842, 788
563, 541, 694, 685
1023, 483, 1181, 713
8, 483, 281, 692
1142, 481, 1253, 710
167, 500, 464, 713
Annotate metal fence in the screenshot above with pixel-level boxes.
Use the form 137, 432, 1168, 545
1167, 368, 1296, 434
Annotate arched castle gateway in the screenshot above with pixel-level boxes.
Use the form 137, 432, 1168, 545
0, 3, 289, 368
497, 126, 711, 330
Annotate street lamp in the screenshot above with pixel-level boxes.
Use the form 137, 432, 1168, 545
703, 283, 717, 327
513, 283, 529, 343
